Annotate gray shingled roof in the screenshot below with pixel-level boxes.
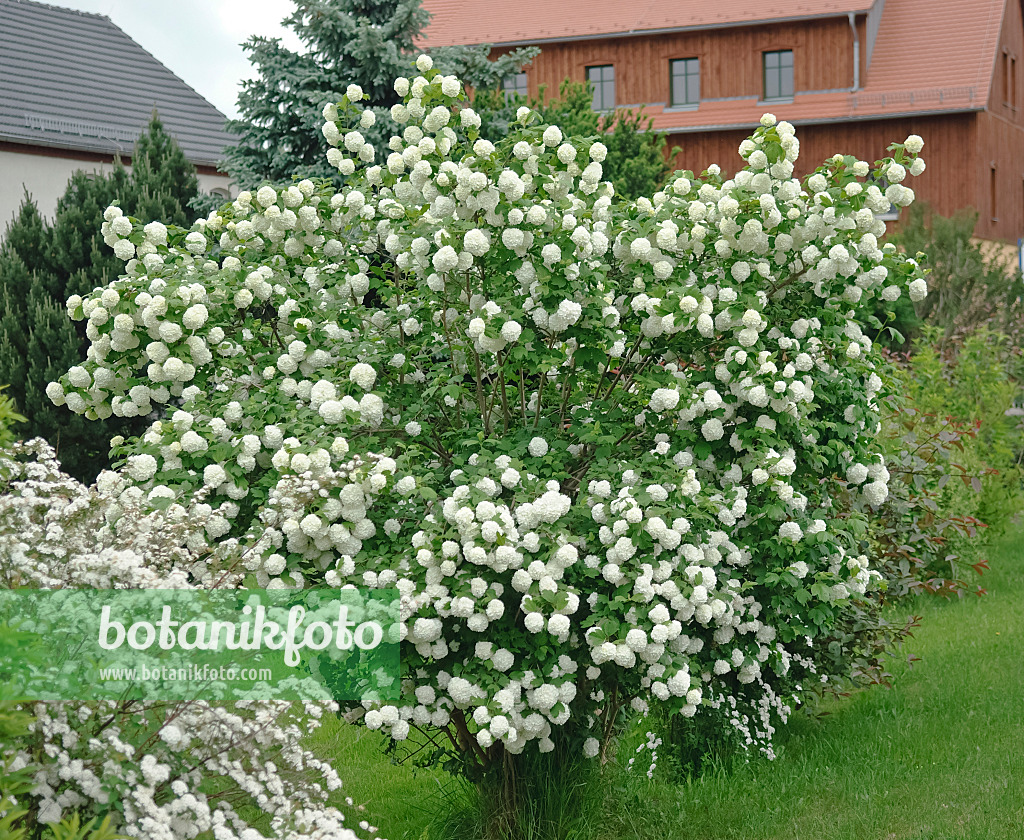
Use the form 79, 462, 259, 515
0, 0, 234, 168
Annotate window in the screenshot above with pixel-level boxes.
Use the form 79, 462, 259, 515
502, 72, 528, 101
991, 164, 998, 221
1007, 55, 1015, 109
763, 50, 794, 101
869, 175, 899, 221
1004, 51, 1011, 105
670, 58, 700, 107
587, 65, 615, 111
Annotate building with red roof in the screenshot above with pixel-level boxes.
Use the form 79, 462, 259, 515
420, 0, 1024, 244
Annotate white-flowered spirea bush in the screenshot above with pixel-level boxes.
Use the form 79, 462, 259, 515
47, 59, 928, 764
0, 442, 382, 840
0, 439, 242, 590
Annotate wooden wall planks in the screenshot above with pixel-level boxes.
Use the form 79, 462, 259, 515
505, 17, 857, 106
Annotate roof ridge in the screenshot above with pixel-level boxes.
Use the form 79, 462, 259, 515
0, 0, 110, 22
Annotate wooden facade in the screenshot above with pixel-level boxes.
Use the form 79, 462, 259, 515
487, 0, 1024, 243
506, 17, 863, 108
663, 114, 975, 230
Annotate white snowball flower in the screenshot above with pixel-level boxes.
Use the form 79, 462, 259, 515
788, 560, 810, 579
464, 228, 490, 256
256, 185, 277, 207
548, 614, 570, 636
180, 431, 207, 453
126, 453, 158, 481
556, 143, 577, 164
185, 232, 207, 254
779, 522, 803, 542
67, 365, 91, 388
630, 238, 652, 260
542, 126, 563, 147
319, 400, 345, 423
862, 480, 889, 506
432, 245, 459, 272
110, 215, 132, 236
847, 463, 869, 485
885, 162, 907, 184
649, 388, 680, 413
701, 418, 724, 441
182, 304, 208, 330
350, 363, 377, 390
501, 320, 523, 342
143, 221, 167, 244
203, 464, 227, 488
528, 437, 549, 457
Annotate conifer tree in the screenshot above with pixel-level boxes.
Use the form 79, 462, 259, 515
0, 115, 199, 479
225, 0, 536, 186
132, 111, 200, 226
47, 166, 134, 303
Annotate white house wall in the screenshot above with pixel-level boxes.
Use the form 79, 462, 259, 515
0, 147, 236, 230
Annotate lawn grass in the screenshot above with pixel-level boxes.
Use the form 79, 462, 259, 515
310, 716, 454, 839
320, 524, 1024, 840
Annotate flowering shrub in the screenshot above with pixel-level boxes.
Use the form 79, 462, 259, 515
0, 688, 126, 840
0, 442, 379, 840
863, 328, 1023, 599
892, 204, 1024, 343
868, 404, 992, 598
44, 56, 929, 798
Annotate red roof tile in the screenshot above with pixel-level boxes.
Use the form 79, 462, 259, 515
419, 0, 873, 47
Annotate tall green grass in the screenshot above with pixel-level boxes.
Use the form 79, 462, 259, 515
319, 525, 1024, 840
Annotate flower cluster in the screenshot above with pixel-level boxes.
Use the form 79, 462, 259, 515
47, 58, 926, 767
0, 442, 380, 840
